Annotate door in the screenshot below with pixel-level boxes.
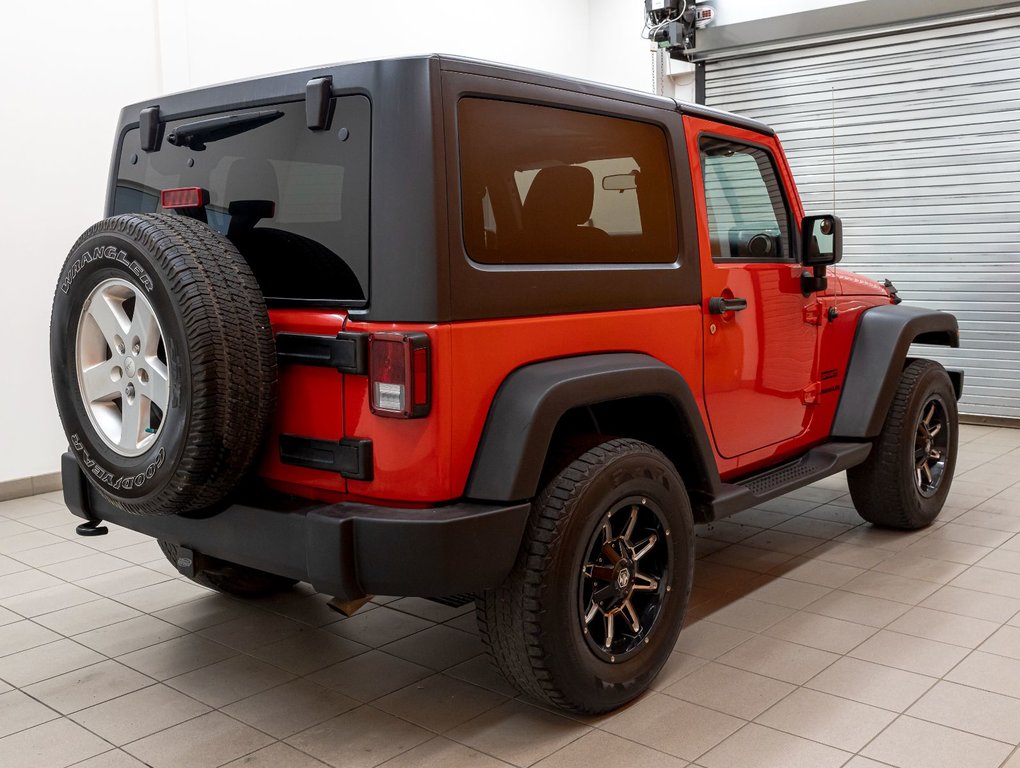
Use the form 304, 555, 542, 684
689, 120, 818, 459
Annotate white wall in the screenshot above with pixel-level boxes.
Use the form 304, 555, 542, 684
0, 0, 674, 484
156, 0, 591, 93
0, 2, 162, 483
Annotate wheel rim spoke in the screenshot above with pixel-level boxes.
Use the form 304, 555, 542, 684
585, 564, 615, 582
603, 612, 615, 649
129, 298, 161, 357
632, 534, 658, 561
623, 505, 639, 541
623, 599, 641, 632
593, 582, 618, 604
584, 602, 599, 625
87, 291, 130, 350
143, 360, 171, 412
119, 393, 148, 451
81, 359, 121, 402
631, 571, 659, 591
601, 542, 622, 564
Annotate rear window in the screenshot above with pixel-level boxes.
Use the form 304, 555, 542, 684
458, 98, 678, 265
113, 96, 370, 304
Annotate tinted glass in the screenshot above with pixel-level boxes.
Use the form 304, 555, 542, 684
700, 137, 791, 261
458, 98, 678, 265
114, 96, 370, 303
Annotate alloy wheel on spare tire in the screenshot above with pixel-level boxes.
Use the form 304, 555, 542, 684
50, 213, 276, 516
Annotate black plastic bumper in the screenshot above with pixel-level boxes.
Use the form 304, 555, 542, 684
62, 453, 529, 600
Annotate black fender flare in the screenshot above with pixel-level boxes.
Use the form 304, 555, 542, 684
831, 304, 960, 439
463, 353, 722, 503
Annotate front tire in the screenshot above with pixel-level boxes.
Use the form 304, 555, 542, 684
476, 438, 694, 713
848, 359, 958, 530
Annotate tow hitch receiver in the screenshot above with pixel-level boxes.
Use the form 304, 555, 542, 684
170, 545, 197, 577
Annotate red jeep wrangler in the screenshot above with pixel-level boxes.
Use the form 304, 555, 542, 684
51, 55, 961, 713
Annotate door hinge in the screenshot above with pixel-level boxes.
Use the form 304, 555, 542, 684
276, 332, 368, 374
803, 303, 823, 326
801, 383, 820, 405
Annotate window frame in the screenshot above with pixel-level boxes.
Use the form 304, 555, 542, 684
697, 132, 798, 264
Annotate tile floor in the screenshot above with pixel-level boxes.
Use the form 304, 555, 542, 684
1, 424, 1019, 768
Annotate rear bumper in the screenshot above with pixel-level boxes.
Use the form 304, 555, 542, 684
62, 453, 529, 600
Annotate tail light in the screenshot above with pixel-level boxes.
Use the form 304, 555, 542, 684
369, 332, 430, 418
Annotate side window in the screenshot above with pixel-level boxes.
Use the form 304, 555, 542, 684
458, 98, 678, 265
699, 137, 792, 261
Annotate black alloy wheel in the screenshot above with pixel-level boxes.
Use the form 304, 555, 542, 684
579, 497, 671, 663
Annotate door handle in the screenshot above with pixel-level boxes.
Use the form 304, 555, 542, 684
708, 296, 748, 314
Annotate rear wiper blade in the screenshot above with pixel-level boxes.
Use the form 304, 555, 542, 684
167, 109, 283, 151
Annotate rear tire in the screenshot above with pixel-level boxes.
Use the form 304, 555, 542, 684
158, 541, 297, 598
476, 438, 694, 713
848, 359, 958, 530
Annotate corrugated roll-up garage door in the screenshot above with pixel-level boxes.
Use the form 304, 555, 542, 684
702, 12, 1020, 420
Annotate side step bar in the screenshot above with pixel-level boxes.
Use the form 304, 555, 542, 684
709, 441, 872, 521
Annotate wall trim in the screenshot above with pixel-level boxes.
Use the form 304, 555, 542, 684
0, 472, 62, 503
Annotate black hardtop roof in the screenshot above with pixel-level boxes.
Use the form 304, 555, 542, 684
117, 53, 773, 137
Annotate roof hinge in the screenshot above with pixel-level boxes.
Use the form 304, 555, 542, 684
139, 106, 161, 152
305, 76, 334, 131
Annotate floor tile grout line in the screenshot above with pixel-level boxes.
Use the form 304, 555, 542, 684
0, 682, 125, 755
853, 711, 1017, 767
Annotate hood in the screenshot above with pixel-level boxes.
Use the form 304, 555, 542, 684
832, 268, 890, 297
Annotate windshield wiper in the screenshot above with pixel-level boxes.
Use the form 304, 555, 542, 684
167, 109, 283, 151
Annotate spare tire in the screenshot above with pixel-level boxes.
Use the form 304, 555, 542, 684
50, 213, 276, 515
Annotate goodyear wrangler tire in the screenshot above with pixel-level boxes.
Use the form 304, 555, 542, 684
50, 214, 276, 515
476, 438, 694, 713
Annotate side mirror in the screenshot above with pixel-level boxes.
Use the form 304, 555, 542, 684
800, 214, 842, 295
801, 214, 842, 266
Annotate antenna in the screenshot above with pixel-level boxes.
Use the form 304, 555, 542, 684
831, 86, 837, 214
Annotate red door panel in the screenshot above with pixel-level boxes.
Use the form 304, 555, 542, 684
686, 116, 819, 459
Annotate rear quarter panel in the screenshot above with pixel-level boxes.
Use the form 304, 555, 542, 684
342, 307, 706, 504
